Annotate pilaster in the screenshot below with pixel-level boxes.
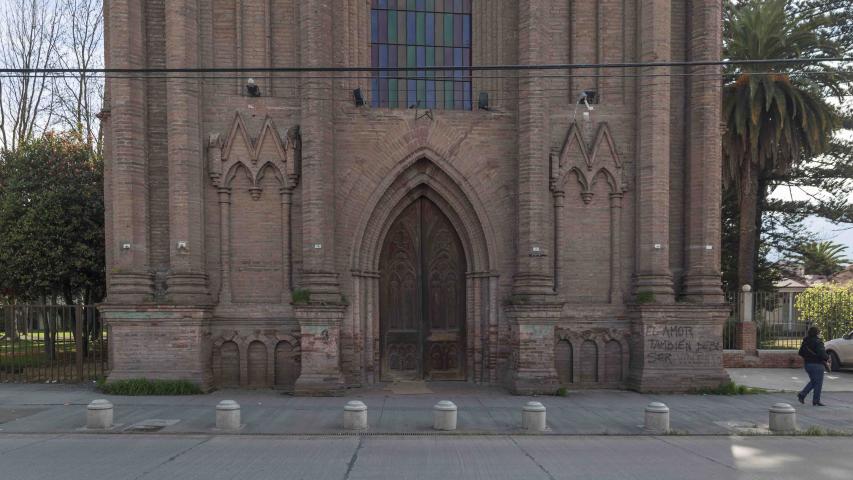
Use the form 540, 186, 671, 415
628, 304, 728, 392
104, 0, 154, 304
513, 0, 554, 296
293, 304, 347, 396
634, 0, 675, 302
165, 0, 211, 305
101, 305, 213, 389
507, 303, 563, 395
300, 0, 340, 302
683, 0, 725, 303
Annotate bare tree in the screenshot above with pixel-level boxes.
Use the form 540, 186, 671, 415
53, 0, 103, 153
0, 0, 62, 152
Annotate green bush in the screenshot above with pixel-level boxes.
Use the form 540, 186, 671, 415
291, 288, 310, 305
635, 291, 655, 304
795, 283, 853, 340
97, 378, 203, 396
691, 381, 767, 395
556, 387, 569, 397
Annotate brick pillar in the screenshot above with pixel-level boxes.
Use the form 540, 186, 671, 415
293, 0, 345, 394
683, 0, 725, 303
507, 304, 562, 395
294, 305, 346, 396
512, 0, 555, 296
634, 0, 674, 303
298, 0, 339, 301
165, 0, 211, 304
103, 0, 154, 304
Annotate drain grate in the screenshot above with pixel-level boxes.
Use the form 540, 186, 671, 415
123, 419, 180, 433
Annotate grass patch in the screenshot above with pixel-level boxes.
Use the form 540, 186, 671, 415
691, 381, 767, 395
291, 289, 310, 305
97, 378, 203, 396
635, 291, 655, 304
796, 426, 849, 437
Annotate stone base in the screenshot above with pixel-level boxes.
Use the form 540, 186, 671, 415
293, 304, 347, 396
294, 373, 346, 396
100, 305, 213, 390
627, 304, 729, 393
506, 302, 563, 395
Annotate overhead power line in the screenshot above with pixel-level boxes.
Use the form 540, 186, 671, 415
1, 57, 852, 75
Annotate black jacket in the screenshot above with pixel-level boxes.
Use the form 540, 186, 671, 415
798, 336, 830, 364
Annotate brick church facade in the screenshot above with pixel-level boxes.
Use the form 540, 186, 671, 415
101, 0, 728, 394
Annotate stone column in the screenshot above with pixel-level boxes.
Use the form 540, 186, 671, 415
218, 187, 232, 304
165, 0, 211, 304
683, 0, 725, 303
552, 189, 566, 291
609, 192, 624, 305
294, 305, 346, 396
299, 0, 340, 302
634, 0, 674, 303
280, 187, 294, 303
104, 0, 154, 304
513, 0, 554, 296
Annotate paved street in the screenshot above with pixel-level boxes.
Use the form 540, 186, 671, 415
2, 370, 852, 478
1, 433, 852, 480
2, 371, 853, 436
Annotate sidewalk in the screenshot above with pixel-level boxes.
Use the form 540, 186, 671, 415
1, 370, 852, 436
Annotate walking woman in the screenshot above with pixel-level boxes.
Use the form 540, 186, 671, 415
798, 326, 830, 406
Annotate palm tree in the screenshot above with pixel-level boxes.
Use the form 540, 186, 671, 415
797, 241, 850, 276
723, 0, 841, 289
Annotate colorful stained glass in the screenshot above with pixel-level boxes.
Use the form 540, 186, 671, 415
370, 0, 472, 109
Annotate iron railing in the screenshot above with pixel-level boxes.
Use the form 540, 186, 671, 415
724, 288, 852, 351
0, 305, 107, 383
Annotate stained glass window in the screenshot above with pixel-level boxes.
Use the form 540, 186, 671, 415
370, 0, 472, 110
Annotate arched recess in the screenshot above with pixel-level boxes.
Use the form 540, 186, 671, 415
551, 122, 625, 306
247, 341, 268, 388
580, 340, 599, 384
350, 150, 498, 385
555, 340, 573, 385
207, 115, 300, 307
215, 341, 240, 387
604, 340, 623, 384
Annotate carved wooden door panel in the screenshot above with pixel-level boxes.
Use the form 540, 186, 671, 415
380, 201, 422, 381
380, 198, 466, 381
421, 199, 466, 380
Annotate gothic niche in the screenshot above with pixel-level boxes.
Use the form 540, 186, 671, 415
208, 114, 301, 304
554, 328, 630, 387
551, 122, 625, 304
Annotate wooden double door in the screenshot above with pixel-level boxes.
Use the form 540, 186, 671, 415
379, 198, 466, 381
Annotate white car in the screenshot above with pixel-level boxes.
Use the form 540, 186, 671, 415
826, 331, 853, 371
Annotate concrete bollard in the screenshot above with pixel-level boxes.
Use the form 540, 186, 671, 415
344, 400, 368, 430
433, 401, 458, 431
216, 400, 241, 430
644, 402, 670, 434
522, 401, 547, 432
769, 403, 797, 433
87, 399, 114, 429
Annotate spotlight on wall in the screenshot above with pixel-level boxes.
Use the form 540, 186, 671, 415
478, 92, 490, 110
574, 89, 597, 123
353, 88, 365, 107
246, 78, 261, 97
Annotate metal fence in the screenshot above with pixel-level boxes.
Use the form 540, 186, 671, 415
724, 288, 853, 351
0, 305, 107, 383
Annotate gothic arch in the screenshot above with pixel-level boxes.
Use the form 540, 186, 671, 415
350, 149, 499, 384
351, 148, 496, 274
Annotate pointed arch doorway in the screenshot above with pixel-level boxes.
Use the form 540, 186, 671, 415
379, 197, 467, 381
